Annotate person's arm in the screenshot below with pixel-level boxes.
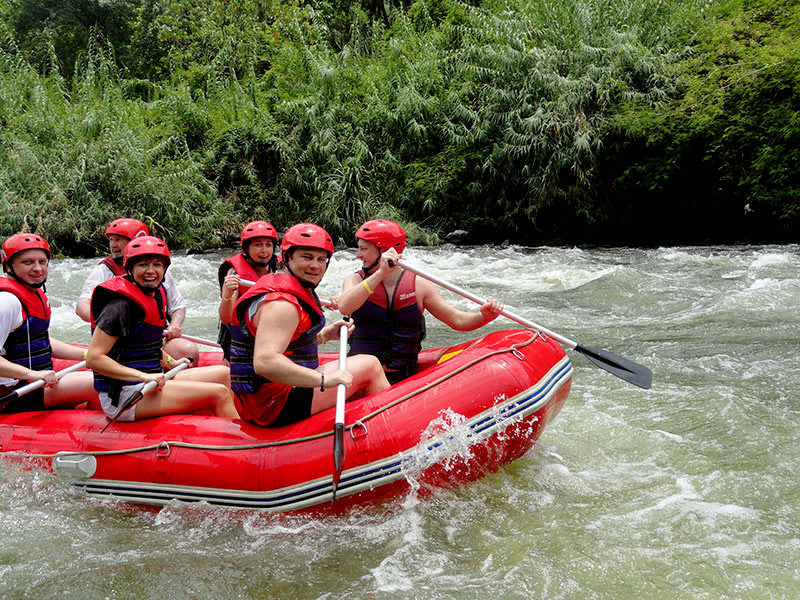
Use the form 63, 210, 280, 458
50, 338, 86, 361
75, 265, 110, 323
75, 298, 92, 322
0, 294, 56, 385
164, 307, 185, 340
218, 266, 240, 324
86, 323, 163, 387
252, 300, 349, 389
419, 278, 503, 331
163, 273, 186, 340
337, 248, 400, 315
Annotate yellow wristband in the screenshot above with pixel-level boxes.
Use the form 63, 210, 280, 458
362, 279, 373, 295
82, 349, 88, 360
222, 294, 234, 301
165, 354, 173, 365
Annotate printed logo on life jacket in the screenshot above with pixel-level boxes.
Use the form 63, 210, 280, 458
399, 292, 416, 301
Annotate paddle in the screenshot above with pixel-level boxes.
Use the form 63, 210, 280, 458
177, 281, 335, 350
396, 260, 652, 390
100, 361, 190, 432
238, 278, 335, 308
331, 317, 350, 503
0, 360, 87, 411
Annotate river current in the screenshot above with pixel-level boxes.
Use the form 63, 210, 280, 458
0, 245, 797, 599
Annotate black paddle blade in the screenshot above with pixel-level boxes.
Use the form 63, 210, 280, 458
575, 344, 652, 389
331, 423, 345, 503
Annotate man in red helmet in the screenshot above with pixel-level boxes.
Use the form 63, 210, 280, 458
75, 218, 197, 364
217, 221, 279, 361
86, 236, 238, 422
229, 223, 389, 427
0, 233, 97, 412
338, 219, 503, 384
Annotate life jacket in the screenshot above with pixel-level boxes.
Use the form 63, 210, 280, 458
90, 276, 166, 400
216, 254, 263, 359
100, 255, 126, 276
230, 273, 325, 426
349, 268, 425, 370
0, 278, 53, 374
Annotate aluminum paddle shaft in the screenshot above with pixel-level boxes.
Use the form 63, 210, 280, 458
0, 360, 87, 411
101, 361, 191, 432
397, 260, 652, 390
331, 320, 349, 502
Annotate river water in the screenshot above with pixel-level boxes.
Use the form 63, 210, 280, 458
1, 245, 798, 599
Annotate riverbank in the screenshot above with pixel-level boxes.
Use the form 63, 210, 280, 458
1, 0, 797, 254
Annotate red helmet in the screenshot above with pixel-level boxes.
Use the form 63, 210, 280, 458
1, 233, 51, 271
105, 218, 149, 240
281, 223, 334, 256
356, 219, 406, 254
123, 235, 171, 271
241, 221, 278, 249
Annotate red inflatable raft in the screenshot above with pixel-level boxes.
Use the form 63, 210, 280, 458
0, 329, 571, 514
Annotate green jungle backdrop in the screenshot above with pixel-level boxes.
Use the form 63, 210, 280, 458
0, 0, 797, 254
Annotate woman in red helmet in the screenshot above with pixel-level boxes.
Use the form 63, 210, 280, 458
338, 219, 503, 385
0, 233, 97, 412
217, 221, 279, 361
86, 236, 239, 422
230, 223, 389, 426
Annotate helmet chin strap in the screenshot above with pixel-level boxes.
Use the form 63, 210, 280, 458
8, 268, 46, 290
285, 263, 318, 289
125, 273, 158, 294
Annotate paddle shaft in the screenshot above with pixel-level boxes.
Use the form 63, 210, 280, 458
0, 360, 87, 409
397, 261, 578, 349
181, 279, 335, 349
396, 260, 652, 389
101, 362, 190, 432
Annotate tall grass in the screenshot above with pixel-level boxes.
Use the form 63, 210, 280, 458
4, 0, 772, 249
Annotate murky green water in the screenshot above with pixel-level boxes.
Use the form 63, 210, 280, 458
1, 245, 798, 599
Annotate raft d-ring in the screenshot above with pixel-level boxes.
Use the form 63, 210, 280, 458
511, 348, 525, 361
350, 420, 368, 440
156, 441, 171, 458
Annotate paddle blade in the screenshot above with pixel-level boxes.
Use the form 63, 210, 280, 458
575, 345, 652, 389
331, 422, 345, 503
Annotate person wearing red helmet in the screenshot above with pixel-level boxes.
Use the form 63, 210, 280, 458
216, 221, 279, 361
75, 218, 197, 364
339, 219, 504, 384
229, 223, 388, 427
0, 233, 97, 413
86, 236, 238, 422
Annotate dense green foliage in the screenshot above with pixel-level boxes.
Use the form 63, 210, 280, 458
0, 0, 797, 254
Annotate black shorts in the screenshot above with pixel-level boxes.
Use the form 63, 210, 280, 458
270, 386, 314, 427
0, 384, 45, 413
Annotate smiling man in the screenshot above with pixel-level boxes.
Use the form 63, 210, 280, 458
229, 223, 389, 427
0, 233, 96, 412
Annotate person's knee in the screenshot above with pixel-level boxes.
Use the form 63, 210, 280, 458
166, 338, 199, 365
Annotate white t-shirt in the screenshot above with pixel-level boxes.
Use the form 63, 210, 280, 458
79, 261, 186, 316
0, 290, 27, 386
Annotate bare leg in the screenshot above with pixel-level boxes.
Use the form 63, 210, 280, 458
174, 364, 231, 389
133, 379, 239, 420
164, 338, 199, 365
43, 371, 98, 409
309, 355, 389, 416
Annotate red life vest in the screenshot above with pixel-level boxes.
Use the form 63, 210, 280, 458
230, 273, 325, 426
0, 278, 53, 374
100, 255, 126, 276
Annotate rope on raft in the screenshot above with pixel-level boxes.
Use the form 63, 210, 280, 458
3, 331, 542, 459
